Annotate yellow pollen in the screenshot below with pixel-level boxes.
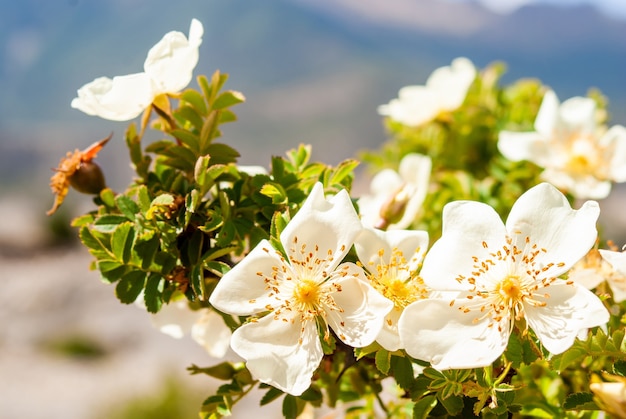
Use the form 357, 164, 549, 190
496, 275, 522, 301
293, 278, 321, 308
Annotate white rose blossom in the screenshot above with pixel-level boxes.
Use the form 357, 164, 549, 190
71, 18, 204, 121
209, 183, 393, 396
596, 248, 626, 302
354, 227, 434, 351
377, 57, 476, 127
398, 183, 609, 370
498, 90, 626, 199
358, 153, 431, 230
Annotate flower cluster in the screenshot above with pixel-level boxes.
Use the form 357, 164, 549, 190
53, 18, 626, 419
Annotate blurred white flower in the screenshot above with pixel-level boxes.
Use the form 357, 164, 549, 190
358, 153, 431, 230
399, 183, 608, 369
209, 183, 393, 396
590, 377, 626, 419
498, 90, 626, 199
141, 297, 232, 359
354, 227, 433, 351
71, 18, 203, 121
378, 57, 476, 127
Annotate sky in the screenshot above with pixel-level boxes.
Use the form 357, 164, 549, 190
460, 0, 626, 18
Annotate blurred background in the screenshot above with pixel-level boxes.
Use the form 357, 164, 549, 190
1, 0, 626, 417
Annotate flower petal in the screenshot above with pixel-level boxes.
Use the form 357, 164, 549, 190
428, 57, 476, 111
602, 125, 626, 182
281, 183, 362, 273
497, 131, 551, 163
420, 200, 507, 291
558, 96, 597, 134
326, 266, 393, 347
191, 310, 233, 359
399, 298, 508, 369
230, 314, 322, 396
150, 299, 200, 339
71, 73, 154, 121
600, 249, 626, 275
209, 239, 285, 316
534, 90, 559, 136
376, 307, 403, 351
354, 227, 428, 273
505, 183, 600, 277
525, 282, 608, 354
144, 19, 204, 94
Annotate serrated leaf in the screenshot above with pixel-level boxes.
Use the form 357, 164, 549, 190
181, 89, 208, 115
171, 128, 201, 154
563, 392, 596, 410
413, 395, 437, 419
191, 264, 206, 300
439, 394, 464, 415
391, 355, 414, 391
260, 386, 284, 406
115, 270, 146, 304
144, 273, 164, 313
375, 349, 391, 374
115, 195, 139, 220
282, 395, 298, 419
260, 183, 287, 204
79, 226, 108, 253
93, 214, 128, 233
329, 158, 358, 186
136, 185, 151, 214
204, 143, 240, 165
111, 222, 135, 264
134, 232, 160, 270
212, 90, 245, 110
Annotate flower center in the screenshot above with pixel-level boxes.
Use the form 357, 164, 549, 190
293, 278, 321, 309
367, 248, 428, 309
495, 275, 522, 302
453, 235, 567, 332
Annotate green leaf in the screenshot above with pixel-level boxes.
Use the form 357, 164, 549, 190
200, 111, 219, 154
93, 215, 129, 232
212, 90, 245, 110
204, 143, 240, 165
260, 183, 287, 204
99, 188, 116, 208
329, 158, 358, 186
260, 386, 284, 406
189, 362, 236, 380
205, 260, 231, 278
144, 273, 164, 313
191, 264, 206, 300
171, 128, 201, 154
563, 392, 596, 410
375, 349, 391, 374
115, 195, 139, 220
614, 360, 626, 377
136, 185, 152, 214
115, 270, 146, 304
181, 89, 208, 115
111, 222, 135, 264
134, 232, 160, 270
391, 355, 414, 391
439, 394, 464, 416
175, 106, 204, 132
413, 395, 437, 419
282, 395, 298, 419
219, 109, 237, 123
79, 226, 108, 253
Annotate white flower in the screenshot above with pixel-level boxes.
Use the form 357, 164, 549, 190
209, 183, 393, 396
590, 378, 626, 418
596, 248, 626, 302
398, 183, 609, 370
354, 227, 433, 351
71, 18, 204, 121
358, 153, 431, 230
498, 90, 626, 199
377, 57, 476, 127
141, 298, 232, 359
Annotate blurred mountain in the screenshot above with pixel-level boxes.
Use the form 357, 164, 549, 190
1, 0, 625, 195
